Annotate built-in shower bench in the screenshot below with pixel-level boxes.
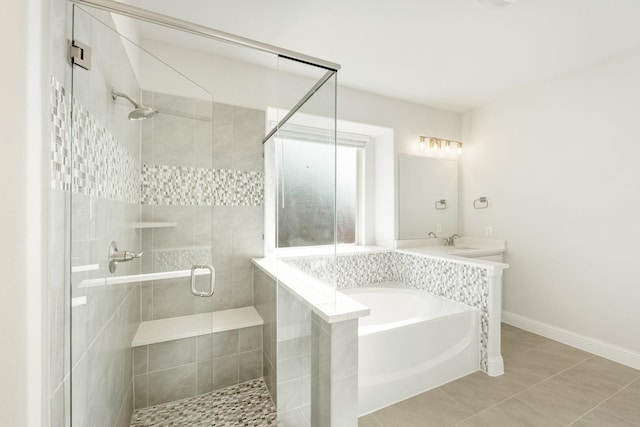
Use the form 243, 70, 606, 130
131, 306, 266, 409
131, 306, 263, 347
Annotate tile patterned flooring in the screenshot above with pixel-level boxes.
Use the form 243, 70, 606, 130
359, 323, 640, 427
128, 325, 639, 427
129, 378, 276, 427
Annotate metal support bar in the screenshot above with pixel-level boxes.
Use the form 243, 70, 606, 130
69, 0, 341, 71
262, 69, 336, 144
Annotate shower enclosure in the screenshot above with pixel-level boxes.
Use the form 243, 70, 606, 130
59, 1, 339, 426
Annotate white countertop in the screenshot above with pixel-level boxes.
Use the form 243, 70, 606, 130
397, 237, 508, 265
252, 257, 371, 324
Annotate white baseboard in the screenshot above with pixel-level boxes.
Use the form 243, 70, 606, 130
487, 356, 504, 377
502, 311, 640, 370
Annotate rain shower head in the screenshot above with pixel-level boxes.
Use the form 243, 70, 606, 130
111, 88, 158, 121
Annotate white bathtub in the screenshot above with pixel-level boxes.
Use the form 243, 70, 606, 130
341, 285, 480, 415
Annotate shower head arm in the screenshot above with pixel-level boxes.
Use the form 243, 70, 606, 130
111, 88, 141, 108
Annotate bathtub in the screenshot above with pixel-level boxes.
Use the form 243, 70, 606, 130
341, 284, 480, 415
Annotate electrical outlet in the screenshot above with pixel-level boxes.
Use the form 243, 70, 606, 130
485, 226, 493, 236
436, 224, 442, 233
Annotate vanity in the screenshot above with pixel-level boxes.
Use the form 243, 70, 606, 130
396, 152, 506, 263
397, 236, 507, 262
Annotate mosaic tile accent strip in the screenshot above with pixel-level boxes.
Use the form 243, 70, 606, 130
50, 77, 140, 203
154, 247, 212, 272
283, 252, 395, 288
283, 251, 492, 372
50, 78, 72, 192
141, 164, 264, 206
51, 78, 264, 207
129, 379, 276, 427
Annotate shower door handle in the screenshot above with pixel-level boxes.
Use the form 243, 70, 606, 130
190, 264, 215, 297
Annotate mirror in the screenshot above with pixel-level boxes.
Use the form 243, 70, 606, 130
397, 154, 458, 239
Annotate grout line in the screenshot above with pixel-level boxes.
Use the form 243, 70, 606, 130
450, 340, 596, 425
112, 377, 133, 427
70, 284, 138, 373
567, 377, 640, 426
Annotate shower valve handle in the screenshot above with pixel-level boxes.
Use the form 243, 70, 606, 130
111, 250, 143, 262
108, 241, 143, 273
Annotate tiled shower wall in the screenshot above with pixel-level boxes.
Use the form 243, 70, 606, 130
284, 251, 491, 372
252, 265, 360, 427
137, 92, 265, 322
132, 92, 266, 406
49, 6, 143, 427
132, 327, 263, 409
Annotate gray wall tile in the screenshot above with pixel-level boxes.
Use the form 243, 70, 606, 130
232, 269, 254, 308
212, 355, 239, 390
211, 330, 238, 358
239, 349, 263, 382
232, 206, 264, 270
133, 346, 148, 376
238, 326, 262, 352
152, 278, 214, 320
148, 337, 197, 372
330, 319, 358, 380
147, 364, 197, 406
197, 335, 213, 362
134, 374, 148, 409
212, 271, 233, 312
196, 360, 213, 395
232, 107, 265, 172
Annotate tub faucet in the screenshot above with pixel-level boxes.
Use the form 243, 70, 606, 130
427, 232, 438, 238
445, 234, 460, 247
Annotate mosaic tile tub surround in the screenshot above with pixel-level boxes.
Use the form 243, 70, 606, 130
283, 251, 505, 374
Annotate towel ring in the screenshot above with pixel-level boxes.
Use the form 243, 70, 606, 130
474, 197, 489, 209
435, 199, 447, 210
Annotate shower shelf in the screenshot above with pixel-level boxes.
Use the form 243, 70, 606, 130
78, 269, 208, 289
132, 222, 178, 229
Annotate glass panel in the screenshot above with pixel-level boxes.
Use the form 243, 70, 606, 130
68, 4, 337, 427
70, 6, 214, 426
272, 57, 338, 426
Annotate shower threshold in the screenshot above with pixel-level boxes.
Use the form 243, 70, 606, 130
129, 378, 276, 427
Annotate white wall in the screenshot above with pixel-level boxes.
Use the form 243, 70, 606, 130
1, 0, 49, 425
461, 48, 640, 361
138, 41, 461, 247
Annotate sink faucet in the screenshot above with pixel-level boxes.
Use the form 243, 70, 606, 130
445, 234, 461, 247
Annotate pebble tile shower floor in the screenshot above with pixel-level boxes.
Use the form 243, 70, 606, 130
129, 379, 276, 427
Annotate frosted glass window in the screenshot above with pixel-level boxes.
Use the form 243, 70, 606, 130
277, 139, 359, 247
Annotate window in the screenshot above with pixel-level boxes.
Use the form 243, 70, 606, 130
276, 133, 364, 248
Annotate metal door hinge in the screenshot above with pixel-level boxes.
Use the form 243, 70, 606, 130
68, 39, 92, 70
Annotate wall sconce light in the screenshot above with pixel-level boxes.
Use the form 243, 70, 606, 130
419, 136, 463, 155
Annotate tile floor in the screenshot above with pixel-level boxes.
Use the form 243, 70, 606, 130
129, 378, 276, 427
359, 323, 640, 427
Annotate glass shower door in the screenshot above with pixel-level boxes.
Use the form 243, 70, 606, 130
69, 5, 216, 426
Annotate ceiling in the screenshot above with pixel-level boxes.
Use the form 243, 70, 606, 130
124, 0, 640, 112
